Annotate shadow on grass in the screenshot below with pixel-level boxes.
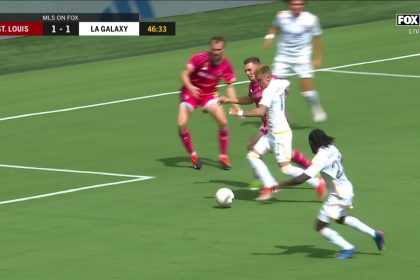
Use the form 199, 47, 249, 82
252, 244, 381, 258
157, 156, 221, 169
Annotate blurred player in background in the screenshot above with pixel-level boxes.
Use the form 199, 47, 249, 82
227, 64, 325, 197
264, 0, 327, 122
178, 36, 241, 170
257, 129, 385, 260
220, 57, 325, 198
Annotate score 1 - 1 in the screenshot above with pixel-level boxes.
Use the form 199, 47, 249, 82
43, 22, 79, 36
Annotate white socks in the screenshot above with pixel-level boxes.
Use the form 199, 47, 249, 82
281, 164, 319, 188
319, 227, 354, 250
302, 90, 322, 111
247, 156, 277, 188
344, 216, 376, 237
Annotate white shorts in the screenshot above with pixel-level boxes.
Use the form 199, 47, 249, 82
318, 194, 354, 223
272, 60, 314, 79
252, 130, 292, 163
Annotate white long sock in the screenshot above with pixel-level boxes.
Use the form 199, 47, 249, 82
302, 90, 323, 111
344, 216, 376, 237
319, 227, 354, 250
247, 157, 277, 187
281, 164, 319, 188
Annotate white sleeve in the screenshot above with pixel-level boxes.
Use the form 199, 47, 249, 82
313, 16, 322, 36
304, 151, 327, 178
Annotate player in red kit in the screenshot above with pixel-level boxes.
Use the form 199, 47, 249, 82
178, 36, 240, 170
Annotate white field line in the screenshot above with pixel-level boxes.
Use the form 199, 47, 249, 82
0, 53, 418, 123
0, 163, 150, 179
321, 69, 420, 79
0, 163, 154, 205
0, 177, 148, 205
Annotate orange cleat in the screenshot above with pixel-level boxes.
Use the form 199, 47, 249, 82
191, 154, 202, 170
219, 155, 232, 170
256, 187, 274, 201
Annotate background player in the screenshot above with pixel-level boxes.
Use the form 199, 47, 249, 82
178, 36, 241, 170
227, 64, 325, 196
258, 129, 385, 260
264, 0, 327, 122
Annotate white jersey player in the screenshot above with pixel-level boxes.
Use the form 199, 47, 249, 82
258, 129, 385, 260
264, 0, 327, 122
229, 64, 325, 195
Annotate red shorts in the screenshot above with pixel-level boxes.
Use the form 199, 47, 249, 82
180, 87, 218, 109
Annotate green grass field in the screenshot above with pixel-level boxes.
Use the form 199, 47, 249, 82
1, 3, 420, 280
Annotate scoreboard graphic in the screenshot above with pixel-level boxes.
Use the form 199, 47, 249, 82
0, 13, 175, 36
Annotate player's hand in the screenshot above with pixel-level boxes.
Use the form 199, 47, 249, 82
229, 107, 239, 116
218, 96, 230, 104
264, 38, 273, 49
188, 86, 201, 98
232, 105, 245, 120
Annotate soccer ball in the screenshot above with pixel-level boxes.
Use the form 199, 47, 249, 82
215, 188, 234, 207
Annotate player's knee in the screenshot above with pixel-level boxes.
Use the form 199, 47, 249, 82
335, 216, 346, 225
246, 151, 260, 160
315, 220, 328, 232
280, 164, 292, 175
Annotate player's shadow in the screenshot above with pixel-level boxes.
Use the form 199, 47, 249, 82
199, 179, 321, 203
252, 245, 381, 259
157, 156, 220, 169
252, 245, 336, 258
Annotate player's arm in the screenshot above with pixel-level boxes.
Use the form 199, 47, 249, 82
180, 67, 200, 97
312, 35, 323, 69
219, 95, 254, 105
225, 83, 242, 111
229, 104, 267, 117
264, 26, 279, 49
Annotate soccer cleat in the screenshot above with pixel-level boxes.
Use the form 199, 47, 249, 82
373, 230, 385, 251
256, 187, 274, 201
315, 176, 327, 200
248, 180, 263, 191
313, 108, 327, 123
191, 154, 202, 170
336, 248, 356, 260
219, 155, 232, 170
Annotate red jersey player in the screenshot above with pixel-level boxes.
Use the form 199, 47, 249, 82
178, 36, 240, 170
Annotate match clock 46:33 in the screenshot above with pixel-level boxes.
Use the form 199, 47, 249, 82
140, 22, 175, 36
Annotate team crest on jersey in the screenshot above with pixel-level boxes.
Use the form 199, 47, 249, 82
201, 62, 209, 71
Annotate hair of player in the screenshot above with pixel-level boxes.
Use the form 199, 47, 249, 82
284, 0, 306, 4
210, 36, 225, 44
254, 64, 272, 78
243, 57, 260, 65
309, 129, 335, 150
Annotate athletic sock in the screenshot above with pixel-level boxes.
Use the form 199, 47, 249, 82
344, 216, 376, 237
247, 156, 277, 188
281, 164, 319, 188
179, 130, 194, 154
292, 150, 311, 168
302, 90, 323, 111
319, 227, 354, 250
219, 128, 229, 155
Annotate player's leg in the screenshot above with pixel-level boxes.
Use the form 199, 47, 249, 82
291, 149, 311, 168
336, 216, 385, 251
247, 130, 264, 190
316, 198, 356, 259
205, 99, 231, 170
178, 90, 201, 169
295, 63, 327, 122
273, 131, 326, 199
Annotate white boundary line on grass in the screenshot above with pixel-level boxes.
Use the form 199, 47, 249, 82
0, 52, 418, 123
0, 163, 154, 205
320, 69, 420, 79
